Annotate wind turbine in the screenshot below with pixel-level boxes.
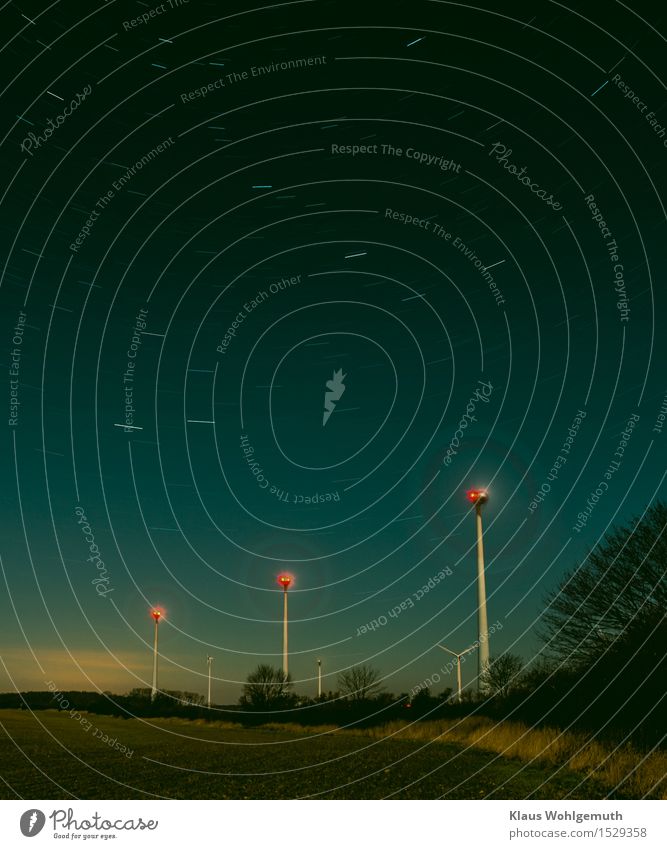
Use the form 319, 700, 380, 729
438, 643, 477, 703
150, 609, 162, 701
206, 655, 214, 708
277, 574, 293, 674
467, 488, 490, 690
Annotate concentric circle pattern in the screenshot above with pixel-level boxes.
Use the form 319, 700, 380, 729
1, 0, 665, 802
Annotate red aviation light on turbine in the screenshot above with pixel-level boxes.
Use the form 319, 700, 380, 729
151, 609, 163, 622
466, 488, 488, 505
277, 574, 293, 589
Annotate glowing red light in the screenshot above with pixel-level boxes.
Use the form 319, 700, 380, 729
277, 574, 292, 589
151, 609, 162, 621
466, 488, 488, 504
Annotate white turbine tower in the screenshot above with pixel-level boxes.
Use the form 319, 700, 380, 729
206, 655, 214, 708
467, 488, 490, 691
150, 609, 162, 701
277, 574, 293, 675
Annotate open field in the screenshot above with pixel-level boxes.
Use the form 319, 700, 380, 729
0, 709, 645, 799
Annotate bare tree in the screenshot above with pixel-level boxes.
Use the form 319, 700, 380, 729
481, 653, 524, 698
240, 664, 293, 708
337, 664, 384, 702
540, 502, 667, 666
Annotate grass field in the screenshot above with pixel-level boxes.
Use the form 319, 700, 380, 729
0, 709, 642, 799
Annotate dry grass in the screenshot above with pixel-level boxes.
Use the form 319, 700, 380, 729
351, 717, 667, 799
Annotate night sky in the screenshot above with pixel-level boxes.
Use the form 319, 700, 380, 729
1, 0, 665, 705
